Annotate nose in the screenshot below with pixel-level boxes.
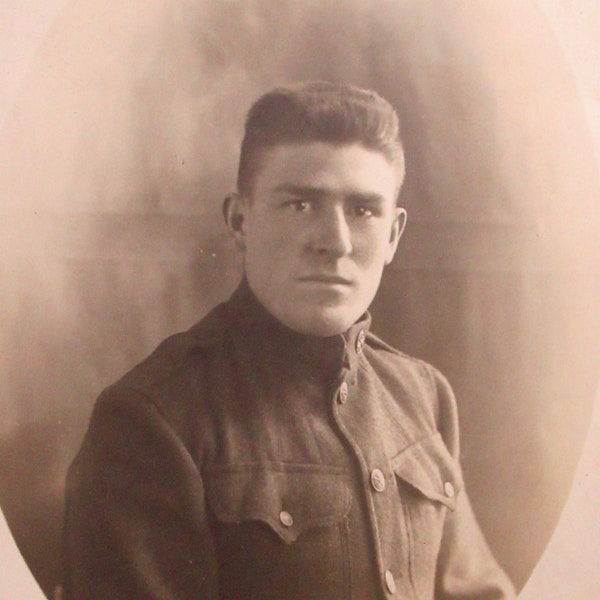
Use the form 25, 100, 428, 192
309, 204, 353, 257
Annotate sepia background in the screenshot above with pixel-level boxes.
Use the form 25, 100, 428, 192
1, 1, 599, 598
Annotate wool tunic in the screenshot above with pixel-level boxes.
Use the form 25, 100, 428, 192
63, 280, 515, 599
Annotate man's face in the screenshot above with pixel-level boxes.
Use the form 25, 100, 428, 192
229, 142, 405, 337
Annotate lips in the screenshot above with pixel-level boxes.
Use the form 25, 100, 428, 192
297, 274, 352, 285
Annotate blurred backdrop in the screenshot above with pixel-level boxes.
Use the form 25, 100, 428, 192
1, 1, 599, 597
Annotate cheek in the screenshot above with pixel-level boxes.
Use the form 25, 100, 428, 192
255, 222, 308, 266
246, 221, 278, 255
356, 230, 392, 268
245, 223, 297, 275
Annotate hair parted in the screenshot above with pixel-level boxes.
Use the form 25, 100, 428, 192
236, 81, 404, 196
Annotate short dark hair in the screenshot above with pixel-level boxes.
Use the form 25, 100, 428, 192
237, 81, 404, 196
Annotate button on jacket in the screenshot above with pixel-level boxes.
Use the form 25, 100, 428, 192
63, 280, 516, 599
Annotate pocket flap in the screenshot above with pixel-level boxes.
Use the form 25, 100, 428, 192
391, 433, 462, 511
203, 464, 352, 543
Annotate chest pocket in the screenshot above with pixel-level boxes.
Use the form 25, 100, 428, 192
203, 464, 352, 543
390, 432, 463, 599
203, 465, 353, 599
391, 431, 462, 511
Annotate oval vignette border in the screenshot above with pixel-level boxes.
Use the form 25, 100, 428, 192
1, 2, 599, 599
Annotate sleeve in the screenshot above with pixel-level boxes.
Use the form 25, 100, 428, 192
62, 386, 219, 599
430, 367, 517, 600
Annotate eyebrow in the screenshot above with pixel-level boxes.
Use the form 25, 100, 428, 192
272, 184, 324, 197
272, 183, 386, 204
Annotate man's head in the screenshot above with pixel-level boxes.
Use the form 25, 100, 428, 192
225, 81, 407, 337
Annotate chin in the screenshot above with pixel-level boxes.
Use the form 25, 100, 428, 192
291, 307, 360, 338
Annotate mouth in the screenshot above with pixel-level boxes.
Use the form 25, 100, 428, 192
297, 274, 353, 285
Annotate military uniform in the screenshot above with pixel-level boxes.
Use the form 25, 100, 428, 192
63, 280, 515, 599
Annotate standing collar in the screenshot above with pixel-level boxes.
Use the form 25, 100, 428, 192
224, 278, 371, 378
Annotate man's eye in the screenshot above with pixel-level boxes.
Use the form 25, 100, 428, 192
354, 205, 375, 218
286, 199, 311, 212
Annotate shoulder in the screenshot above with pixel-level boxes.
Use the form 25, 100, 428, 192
364, 329, 435, 386
114, 302, 228, 393
83, 302, 231, 450
364, 330, 460, 454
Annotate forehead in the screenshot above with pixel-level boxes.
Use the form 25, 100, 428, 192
251, 142, 400, 199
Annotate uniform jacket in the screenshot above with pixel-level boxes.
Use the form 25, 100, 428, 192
63, 280, 515, 599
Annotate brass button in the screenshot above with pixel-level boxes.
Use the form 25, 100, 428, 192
338, 381, 348, 404
279, 511, 294, 527
356, 329, 366, 354
384, 569, 396, 594
370, 468, 386, 492
444, 481, 455, 498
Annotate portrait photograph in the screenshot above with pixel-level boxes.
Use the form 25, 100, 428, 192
1, 1, 599, 598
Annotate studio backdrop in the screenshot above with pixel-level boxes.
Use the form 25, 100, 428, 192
1, 1, 599, 597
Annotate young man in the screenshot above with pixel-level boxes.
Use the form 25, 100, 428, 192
62, 82, 515, 599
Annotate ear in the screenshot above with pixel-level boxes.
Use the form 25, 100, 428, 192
222, 192, 249, 252
385, 207, 407, 265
